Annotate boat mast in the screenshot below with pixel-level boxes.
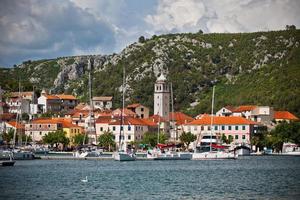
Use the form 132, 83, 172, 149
119, 65, 125, 150
170, 82, 176, 142
84, 58, 96, 145
210, 86, 215, 152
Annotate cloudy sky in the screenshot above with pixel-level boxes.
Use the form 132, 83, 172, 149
1, 0, 299, 67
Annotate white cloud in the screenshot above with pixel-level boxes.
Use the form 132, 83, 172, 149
146, 0, 300, 34
0, 0, 117, 66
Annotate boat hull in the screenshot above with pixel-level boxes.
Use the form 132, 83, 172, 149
1, 160, 15, 166
114, 152, 136, 161
192, 151, 237, 160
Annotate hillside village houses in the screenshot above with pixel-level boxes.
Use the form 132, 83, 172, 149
92, 96, 113, 110
0, 74, 299, 149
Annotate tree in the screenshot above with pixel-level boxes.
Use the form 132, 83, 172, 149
73, 134, 86, 146
198, 29, 204, 34
221, 134, 227, 144
2, 129, 14, 145
141, 131, 167, 147
22, 113, 30, 121
138, 36, 145, 43
98, 131, 115, 151
286, 25, 296, 30
42, 130, 69, 150
179, 132, 196, 149
228, 135, 234, 144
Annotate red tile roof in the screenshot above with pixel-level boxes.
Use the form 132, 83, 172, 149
112, 108, 136, 117
188, 116, 257, 125
127, 103, 141, 108
108, 117, 156, 126
92, 96, 113, 101
43, 94, 60, 100
233, 105, 257, 112
0, 113, 16, 121
96, 116, 112, 124
274, 111, 299, 120
169, 112, 194, 125
55, 94, 77, 100
6, 121, 24, 129
31, 118, 81, 128
148, 115, 167, 123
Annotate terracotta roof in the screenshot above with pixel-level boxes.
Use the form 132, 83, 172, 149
10, 91, 33, 97
96, 116, 112, 124
43, 94, 60, 100
148, 115, 167, 123
92, 96, 113, 101
169, 112, 194, 125
72, 110, 90, 118
6, 121, 24, 129
112, 108, 136, 117
75, 103, 90, 110
30, 118, 81, 128
274, 111, 299, 120
55, 94, 77, 100
109, 117, 156, 126
233, 105, 257, 112
127, 103, 141, 108
224, 106, 236, 112
0, 113, 16, 120
188, 116, 257, 125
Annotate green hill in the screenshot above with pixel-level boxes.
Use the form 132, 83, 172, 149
1, 29, 299, 117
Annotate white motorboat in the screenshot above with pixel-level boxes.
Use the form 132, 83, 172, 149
114, 151, 136, 161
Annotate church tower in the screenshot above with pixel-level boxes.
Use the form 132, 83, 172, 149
154, 74, 170, 120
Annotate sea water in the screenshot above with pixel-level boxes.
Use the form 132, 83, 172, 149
1, 156, 300, 199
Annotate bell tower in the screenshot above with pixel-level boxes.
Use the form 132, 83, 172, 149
154, 74, 170, 120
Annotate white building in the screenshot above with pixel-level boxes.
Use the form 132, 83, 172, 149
184, 115, 258, 146
92, 96, 113, 110
37, 90, 61, 113
95, 116, 156, 149
154, 74, 170, 120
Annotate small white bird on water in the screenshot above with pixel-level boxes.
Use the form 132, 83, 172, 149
81, 176, 88, 183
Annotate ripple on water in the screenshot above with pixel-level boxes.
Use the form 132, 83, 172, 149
0, 156, 300, 199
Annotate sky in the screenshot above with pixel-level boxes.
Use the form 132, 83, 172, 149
0, 0, 300, 67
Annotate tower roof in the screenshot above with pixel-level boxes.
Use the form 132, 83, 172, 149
157, 74, 166, 81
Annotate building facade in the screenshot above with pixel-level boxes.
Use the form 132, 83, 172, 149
127, 103, 149, 119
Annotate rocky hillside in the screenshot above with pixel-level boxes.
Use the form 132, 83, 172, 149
1, 29, 300, 116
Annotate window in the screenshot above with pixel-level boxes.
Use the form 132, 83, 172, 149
235, 135, 238, 139
39, 125, 42, 128
141, 114, 144, 118
215, 126, 218, 130
194, 126, 197, 131
121, 126, 123, 131
30, 124, 32, 128
242, 126, 245, 130
242, 135, 246, 140
48, 124, 51, 128
141, 108, 144, 112
112, 126, 116, 131
128, 126, 131, 131
39, 132, 42, 135
100, 127, 103, 131
208, 126, 211, 131
71, 129, 73, 134
235, 126, 238, 130
222, 126, 225, 130
201, 126, 204, 131
128, 135, 131, 140
30, 132, 32, 135
228, 126, 232, 130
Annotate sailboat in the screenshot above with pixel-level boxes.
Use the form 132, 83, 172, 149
114, 66, 136, 161
192, 86, 237, 160
11, 81, 35, 160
